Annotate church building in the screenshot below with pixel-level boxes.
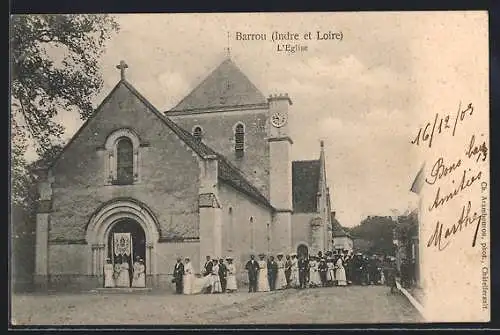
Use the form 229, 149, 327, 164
33, 57, 334, 290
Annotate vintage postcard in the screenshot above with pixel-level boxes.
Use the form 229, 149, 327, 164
10, 11, 489, 325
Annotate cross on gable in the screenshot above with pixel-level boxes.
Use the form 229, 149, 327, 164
116, 60, 129, 80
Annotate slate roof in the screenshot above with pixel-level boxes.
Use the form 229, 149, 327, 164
44, 79, 272, 210
292, 160, 321, 213
331, 216, 350, 238
167, 58, 268, 113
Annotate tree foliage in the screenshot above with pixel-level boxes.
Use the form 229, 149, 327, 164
350, 216, 397, 256
10, 14, 119, 205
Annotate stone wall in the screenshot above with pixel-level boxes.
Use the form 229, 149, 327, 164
218, 182, 273, 284
49, 82, 201, 245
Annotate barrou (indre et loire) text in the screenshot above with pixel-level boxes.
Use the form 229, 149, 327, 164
235, 31, 343, 42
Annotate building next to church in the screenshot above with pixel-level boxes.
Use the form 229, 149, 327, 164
33, 57, 335, 290
331, 212, 353, 253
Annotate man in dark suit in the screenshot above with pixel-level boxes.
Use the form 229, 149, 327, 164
267, 255, 278, 291
298, 255, 309, 289
172, 257, 184, 294
203, 255, 213, 276
218, 258, 228, 293
245, 254, 260, 293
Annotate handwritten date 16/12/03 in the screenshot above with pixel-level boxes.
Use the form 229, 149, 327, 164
411, 102, 474, 148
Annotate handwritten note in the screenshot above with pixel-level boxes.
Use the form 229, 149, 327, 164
412, 102, 488, 253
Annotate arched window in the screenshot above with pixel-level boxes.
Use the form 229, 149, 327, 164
116, 137, 134, 184
104, 129, 141, 185
235, 123, 244, 158
193, 126, 203, 141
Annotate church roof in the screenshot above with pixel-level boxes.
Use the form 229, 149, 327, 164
292, 160, 321, 213
167, 58, 268, 113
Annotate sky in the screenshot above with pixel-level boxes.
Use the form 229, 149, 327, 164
24, 12, 438, 227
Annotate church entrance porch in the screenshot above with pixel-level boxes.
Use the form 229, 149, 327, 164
86, 199, 160, 290
106, 219, 146, 288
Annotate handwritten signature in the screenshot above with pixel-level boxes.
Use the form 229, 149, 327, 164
411, 101, 474, 148
427, 200, 481, 251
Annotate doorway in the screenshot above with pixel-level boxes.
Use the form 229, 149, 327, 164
107, 219, 146, 287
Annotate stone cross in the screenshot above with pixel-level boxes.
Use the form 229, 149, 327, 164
116, 60, 128, 80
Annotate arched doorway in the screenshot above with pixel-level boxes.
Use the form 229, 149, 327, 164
297, 244, 309, 260
86, 199, 160, 288
106, 219, 146, 288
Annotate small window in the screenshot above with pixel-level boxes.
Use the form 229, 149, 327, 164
235, 124, 244, 158
193, 126, 203, 141
116, 137, 134, 184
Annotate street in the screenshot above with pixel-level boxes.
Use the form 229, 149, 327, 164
11, 285, 421, 325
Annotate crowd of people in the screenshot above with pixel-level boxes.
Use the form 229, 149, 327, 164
171, 250, 402, 295
103, 255, 146, 288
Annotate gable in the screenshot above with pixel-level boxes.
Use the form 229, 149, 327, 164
168, 58, 267, 113
46, 77, 272, 210
292, 160, 321, 213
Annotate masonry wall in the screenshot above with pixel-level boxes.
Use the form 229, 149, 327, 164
154, 241, 200, 288
218, 182, 273, 284
291, 213, 314, 251
47, 83, 201, 279
170, 109, 270, 198
50, 83, 201, 243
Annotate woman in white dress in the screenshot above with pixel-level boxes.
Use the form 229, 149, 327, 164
335, 255, 347, 286
327, 258, 335, 287
257, 254, 270, 292
276, 253, 287, 290
183, 257, 194, 294
116, 256, 131, 287
309, 256, 321, 288
291, 254, 299, 288
211, 259, 222, 293
131, 256, 146, 288
225, 257, 238, 293
104, 258, 115, 288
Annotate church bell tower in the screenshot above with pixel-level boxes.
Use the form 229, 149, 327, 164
267, 93, 293, 254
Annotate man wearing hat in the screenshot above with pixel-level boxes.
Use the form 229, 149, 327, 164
218, 258, 228, 293
245, 254, 260, 293
172, 256, 184, 294
267, 255, 278, 291
284, 254, 293, 289
297, 254, 309, 289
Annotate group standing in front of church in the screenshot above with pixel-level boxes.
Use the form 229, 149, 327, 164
171, 250, 350, 295
103, 255, 146, 288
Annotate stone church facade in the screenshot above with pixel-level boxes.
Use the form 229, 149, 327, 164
33, 57, 334, 290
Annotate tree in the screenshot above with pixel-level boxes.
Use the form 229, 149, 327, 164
10, 14, 119, 205
350, 216, 397, 256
